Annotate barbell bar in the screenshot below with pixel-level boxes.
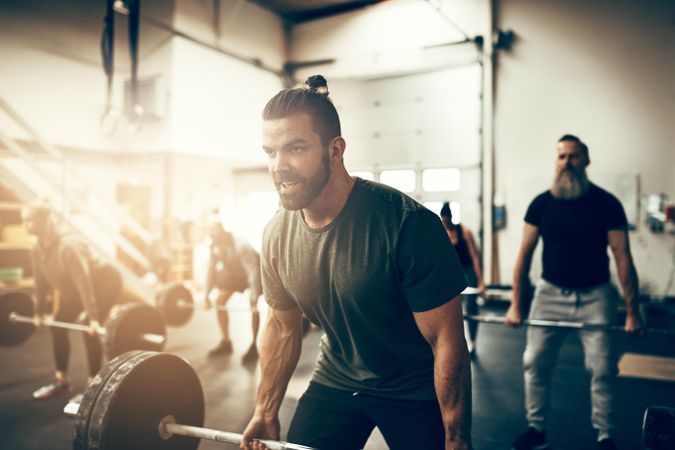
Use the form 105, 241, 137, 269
8, 312, 165, 346
461, 286, 512, 298
464, 313, 675, 335
158, 415, 315, 450
63, 351, 317, 450
1, 291, 167, 358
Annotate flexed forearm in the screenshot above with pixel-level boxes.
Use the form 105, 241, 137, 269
254, 308, 303, 418
434, 336, 472, 449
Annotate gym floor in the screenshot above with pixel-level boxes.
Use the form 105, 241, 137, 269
1, 295, 674, 450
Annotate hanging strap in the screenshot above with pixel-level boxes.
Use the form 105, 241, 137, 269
127, 0, 142, 126
99, 0, 116, 132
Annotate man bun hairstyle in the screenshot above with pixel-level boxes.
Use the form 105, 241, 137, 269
305, 75, 329, 95
263, 74, 341, 146
558, 134, 589, 158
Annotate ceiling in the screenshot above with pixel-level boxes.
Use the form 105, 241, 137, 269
251, 0, 386, 23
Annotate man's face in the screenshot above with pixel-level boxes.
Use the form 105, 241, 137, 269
555, 140, 588, 174
551, 140, 589, 199
263, 113, 331, 211
21, 207, 48, 236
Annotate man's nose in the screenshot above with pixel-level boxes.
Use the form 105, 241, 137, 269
271, 152, 290, 173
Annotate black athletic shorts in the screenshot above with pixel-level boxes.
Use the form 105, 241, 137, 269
287, 381, 445, 450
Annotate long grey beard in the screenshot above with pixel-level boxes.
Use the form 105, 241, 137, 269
551, 169, 590, 199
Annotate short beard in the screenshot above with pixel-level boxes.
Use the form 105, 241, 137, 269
551, 167, 589, 199
276, 150, 331, 211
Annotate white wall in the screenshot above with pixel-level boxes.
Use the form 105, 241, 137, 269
292, 0, 485, 80
174, 0, 286, 69
169, 38, 281, 162
494, 0, 675, 295
170, 0, 285, 163
288, 0, 488, 232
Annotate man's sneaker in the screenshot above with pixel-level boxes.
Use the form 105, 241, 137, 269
597, 438, 617, 450
241, 345, 259, 364
512, 427, 548, 450
207, 340, 233, 358
32, 380, 72, 400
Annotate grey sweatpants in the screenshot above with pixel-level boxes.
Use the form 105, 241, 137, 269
523, 279, 619, 439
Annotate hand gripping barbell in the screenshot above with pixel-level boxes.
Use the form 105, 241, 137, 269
0, 291, 167, 358
64, 350, 316, 450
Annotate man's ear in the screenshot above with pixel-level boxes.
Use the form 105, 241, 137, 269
329, 136, 346, 161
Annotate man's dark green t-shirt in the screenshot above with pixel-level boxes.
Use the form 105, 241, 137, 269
262, 178, 467, 400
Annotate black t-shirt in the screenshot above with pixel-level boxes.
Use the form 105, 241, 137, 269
524, 183, 628, 289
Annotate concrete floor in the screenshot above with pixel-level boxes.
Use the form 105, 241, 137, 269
1, 294, 674, 449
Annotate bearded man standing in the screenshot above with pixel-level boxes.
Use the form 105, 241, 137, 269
506, 134, 642, 450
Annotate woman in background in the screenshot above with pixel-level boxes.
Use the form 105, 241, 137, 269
440, 202, 485, 356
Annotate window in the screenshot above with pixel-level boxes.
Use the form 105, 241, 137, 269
243, 191, 279, 251
380, 169, 415, 193
422, 168, 461, 192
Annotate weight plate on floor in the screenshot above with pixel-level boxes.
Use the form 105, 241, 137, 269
74, 350, 144, 450
87, 351, 204, 450
0, 292, 35, 347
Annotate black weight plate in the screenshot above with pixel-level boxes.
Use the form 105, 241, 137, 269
642, 405, 675, 450
0, 292, 35, 347
87, 351, 204, 450
103, 303, 166, 358
73, 350, 144, 450
157, 283, 194, 327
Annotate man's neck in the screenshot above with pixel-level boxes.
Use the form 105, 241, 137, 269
301, 169, 355, 229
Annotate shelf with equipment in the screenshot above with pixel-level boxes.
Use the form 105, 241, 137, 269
0, 184, 34, 291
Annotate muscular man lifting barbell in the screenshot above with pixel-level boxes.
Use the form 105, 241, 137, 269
241, 76, 471, 450
22, 200, 125, 400
506, 135, 643, 450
